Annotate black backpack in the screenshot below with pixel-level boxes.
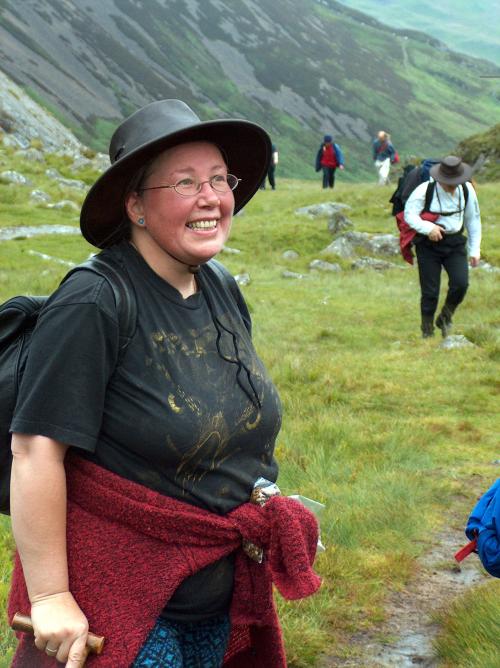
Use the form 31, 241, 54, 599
0, 253, 137, 514
389, 159, 442, 216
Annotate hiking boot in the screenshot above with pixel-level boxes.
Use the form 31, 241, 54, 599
421, 316, 435, 338
435, 306, 453, 338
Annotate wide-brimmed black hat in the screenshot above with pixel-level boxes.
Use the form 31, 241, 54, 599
429, 155, 472, 186
80, 99, 271, 248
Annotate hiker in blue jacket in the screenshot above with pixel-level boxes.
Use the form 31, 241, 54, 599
456, 479, 500, 579
315, 135, 344, 189
372, 130, 396, 185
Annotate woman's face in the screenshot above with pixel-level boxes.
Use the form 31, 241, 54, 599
128, 141, 234, 266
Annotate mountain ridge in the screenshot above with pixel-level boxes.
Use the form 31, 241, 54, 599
0, 0, 498, 179
335, 0, 500, 66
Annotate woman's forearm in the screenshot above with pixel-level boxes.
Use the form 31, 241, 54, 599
10, 433, 70, 602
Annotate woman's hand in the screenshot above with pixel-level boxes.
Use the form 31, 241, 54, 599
31, 591, 89, 667
470, 255, 480, 267
428, 224, 444, 242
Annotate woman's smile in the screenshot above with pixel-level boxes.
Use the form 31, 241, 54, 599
186, 218, 219, 231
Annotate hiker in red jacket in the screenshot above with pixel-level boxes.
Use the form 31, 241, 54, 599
8, 100, 320, 668
315, 134, 345, 188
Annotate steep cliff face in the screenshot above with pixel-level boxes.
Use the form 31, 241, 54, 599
0, 0, 498, 178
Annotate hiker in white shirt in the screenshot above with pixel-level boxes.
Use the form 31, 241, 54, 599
404, 155, 481, 338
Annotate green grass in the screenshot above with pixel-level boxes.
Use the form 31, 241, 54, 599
0, 515, 15, 665
434, 581, 500, 667
0, 149, 499, 665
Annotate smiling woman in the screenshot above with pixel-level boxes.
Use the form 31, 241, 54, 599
125, 141, 237, 285
7, 99, 321, 668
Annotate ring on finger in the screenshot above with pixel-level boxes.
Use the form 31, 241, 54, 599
45, 646, 58, 656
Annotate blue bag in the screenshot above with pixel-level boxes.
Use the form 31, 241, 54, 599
456, 479, 500, 578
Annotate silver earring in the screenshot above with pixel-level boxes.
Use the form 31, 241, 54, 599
138, 217, 145, 225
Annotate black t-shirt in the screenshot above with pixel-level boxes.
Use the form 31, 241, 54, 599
12, 241, 281, 621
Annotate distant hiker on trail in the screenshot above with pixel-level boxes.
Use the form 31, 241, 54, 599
260, 142, 279, 190
404, 155, 481, 338
315, 134, 344, 189
372, 130, 397, 185
7, 99, 320, 667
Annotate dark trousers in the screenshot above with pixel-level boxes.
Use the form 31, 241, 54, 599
415, 236, 469, 318
267, 165, 276, 189
260, 165, 276, 190
322, 166, 336, 188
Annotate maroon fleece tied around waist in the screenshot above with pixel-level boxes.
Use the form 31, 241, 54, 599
9, 454, 321, 667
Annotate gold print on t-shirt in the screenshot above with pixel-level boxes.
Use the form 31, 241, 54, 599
166, 385, 201, 417
238, 395, 262, 431
246, 410, 261, 430
174, 387, 267, 492
168, 393, 183, 413
151, 328, 213, 358
176, 411, 237, 489
150, 317, 275, 494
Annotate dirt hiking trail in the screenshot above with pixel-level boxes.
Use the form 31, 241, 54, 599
320, 524, 486, 667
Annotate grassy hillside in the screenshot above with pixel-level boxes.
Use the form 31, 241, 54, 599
457, 123, 500, 183
0, 0, 499, 180
336, 0, 500, 65
1, 146, 499, 665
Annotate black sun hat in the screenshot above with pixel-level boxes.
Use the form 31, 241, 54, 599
80, 99, 272, 248
429, 155, 472, 186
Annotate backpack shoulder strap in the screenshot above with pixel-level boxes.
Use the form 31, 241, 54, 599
423, 180, 436, 212
206, 259, 252, 335
62, 254, 137, 349
207, 258, 240, 303
462, 182, 469, 208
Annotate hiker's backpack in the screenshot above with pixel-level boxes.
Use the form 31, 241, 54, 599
389, 164, 418, 216
315, 143, 344, 172
455, 479, 500, 578
0, 253, 137, 515
389, 159, 441, 216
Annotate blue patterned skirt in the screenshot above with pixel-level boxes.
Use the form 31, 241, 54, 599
132, 614, 231, 668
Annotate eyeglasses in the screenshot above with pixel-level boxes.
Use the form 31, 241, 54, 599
140, 174, 241, 197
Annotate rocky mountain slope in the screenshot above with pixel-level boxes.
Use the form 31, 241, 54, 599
0, 69, 83, 154
0, 0, 499, 178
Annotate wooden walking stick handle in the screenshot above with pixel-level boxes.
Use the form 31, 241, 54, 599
11, 612, 105, 655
